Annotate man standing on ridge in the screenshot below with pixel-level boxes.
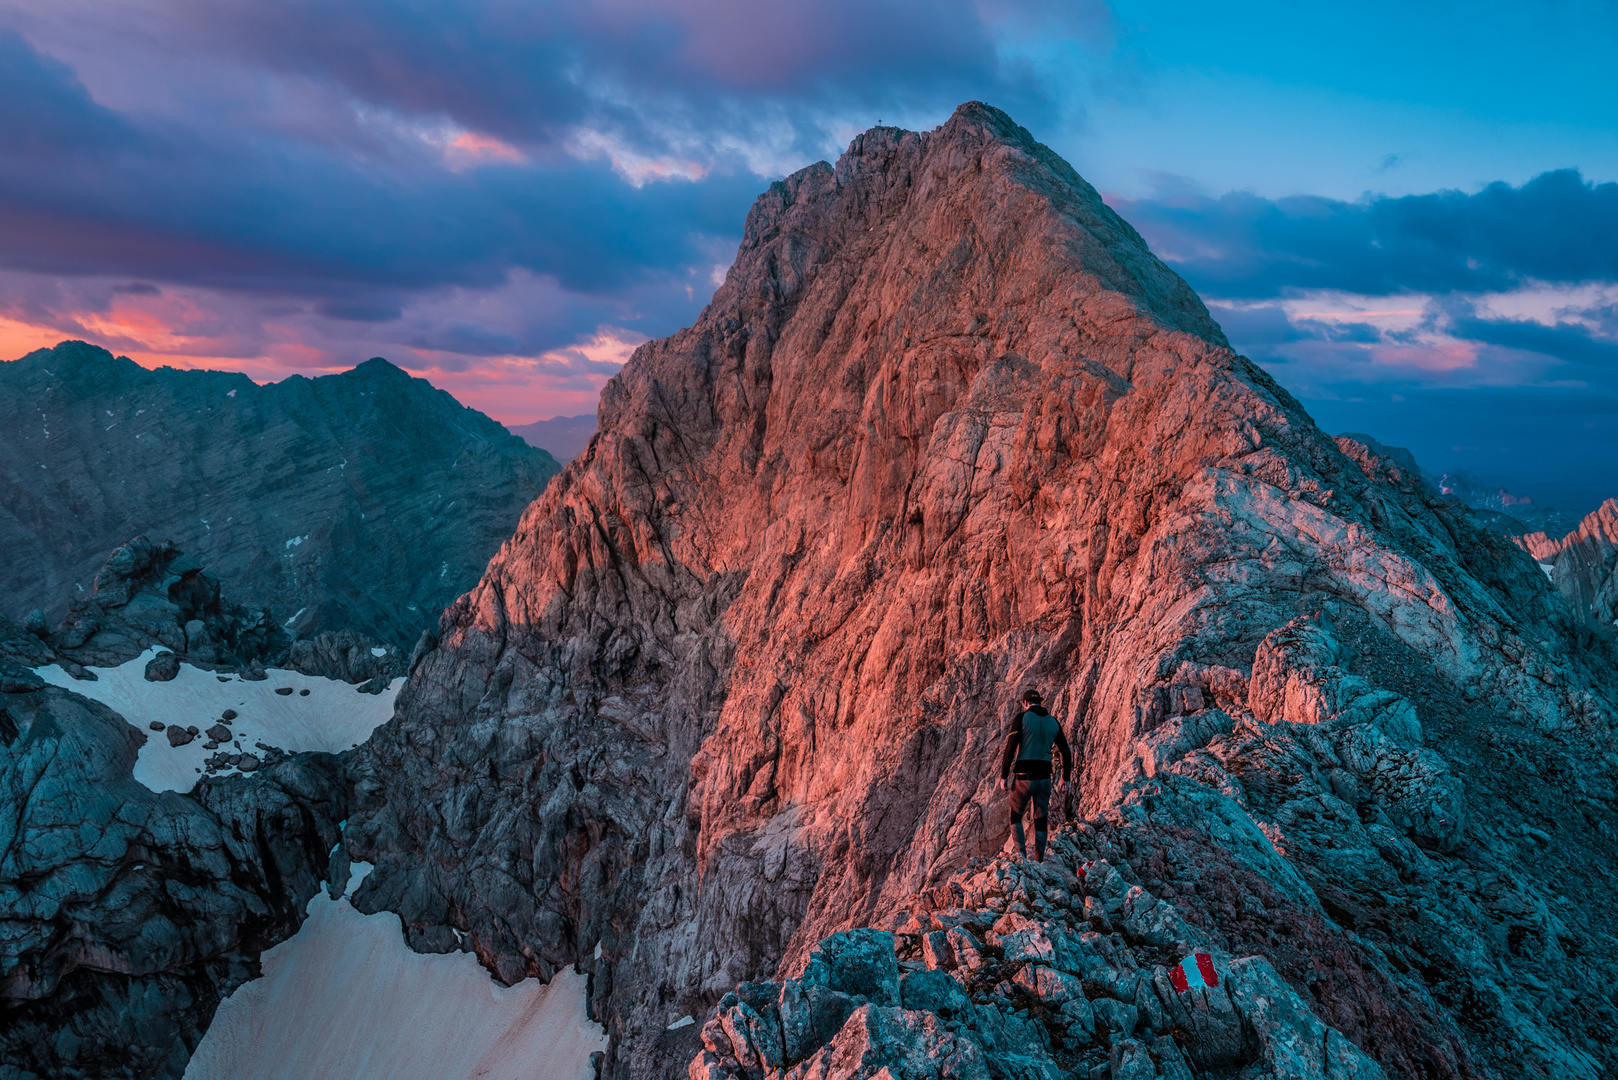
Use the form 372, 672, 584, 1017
998, 688, 1074, 862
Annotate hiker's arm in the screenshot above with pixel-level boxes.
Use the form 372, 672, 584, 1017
998, 713, 1023, 780
1054, 723, 1074, 786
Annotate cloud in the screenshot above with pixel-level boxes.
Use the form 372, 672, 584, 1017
0, 29, 765, 299
7, 0, 1106, 182
1111, 168, 1618, 299
1446, 302, 1618, 370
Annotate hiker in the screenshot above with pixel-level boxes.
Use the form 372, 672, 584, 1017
997, 688, 1074, 862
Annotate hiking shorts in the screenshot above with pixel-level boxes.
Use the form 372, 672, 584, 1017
1009, 777, 1052, 824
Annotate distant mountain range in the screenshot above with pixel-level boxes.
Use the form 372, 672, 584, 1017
0, 341, 559, 647
507, 413, 597, 463
1339, 431, 1596, 538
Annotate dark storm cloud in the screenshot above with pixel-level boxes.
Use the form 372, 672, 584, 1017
1447, 304, 1618, 370
146, 0, 1084, 152
1115, 169, 1618, 299
0, 0, 1095, 314
0, 32, 130, 156
0, 29, 758, 299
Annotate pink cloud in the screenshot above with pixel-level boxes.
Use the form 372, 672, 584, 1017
0, 269, 648, 424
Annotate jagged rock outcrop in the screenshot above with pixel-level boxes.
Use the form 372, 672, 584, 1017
31, 533, 403, 685
0, 343, 559, 647
689, 833, 1390, 1080
1, 545, 371, 1079
1516, 499, 1618, 630
347, 103, 1618, 1080
0, 661, 348, 1079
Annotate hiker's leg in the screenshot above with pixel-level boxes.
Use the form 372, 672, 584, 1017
1008, 779, 1031, 856
1031, 779, 1052, 861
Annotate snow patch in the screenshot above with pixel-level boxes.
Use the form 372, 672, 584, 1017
370, 647, 387, 658
227, 389, 236, 398
184, 887, 606, 1080
1539, 562, 1555, 579
285, 535, 308, 549
33, 649, 401, 793
285, 607, 306, 627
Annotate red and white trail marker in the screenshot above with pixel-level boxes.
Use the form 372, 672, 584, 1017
1168, 952, 1220, 993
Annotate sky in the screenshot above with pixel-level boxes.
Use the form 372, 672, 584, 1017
2, 0, 1616, 507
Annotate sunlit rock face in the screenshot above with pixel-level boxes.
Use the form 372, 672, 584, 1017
348, 104, 1618, 1080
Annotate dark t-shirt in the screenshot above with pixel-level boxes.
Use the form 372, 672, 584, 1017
999, 705, 1074, 780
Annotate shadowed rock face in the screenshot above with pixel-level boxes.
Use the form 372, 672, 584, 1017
347, 104, 1618, 1080
0, 675, 348, 1080
37, 533, 404, 687
0, 344, 559, 647
0, 553, 357, 1080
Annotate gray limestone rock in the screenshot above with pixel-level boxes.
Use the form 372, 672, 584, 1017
899, 969, 970, 1015
803, 930, 900, 1007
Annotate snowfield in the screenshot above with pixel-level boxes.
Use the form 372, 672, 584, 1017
33, 647, 402, 792
185, 863, 608, 1080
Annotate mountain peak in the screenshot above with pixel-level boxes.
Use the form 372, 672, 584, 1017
721, 101, 1228, 355
351, 102, 1612, 1080
349, 356, 409, 380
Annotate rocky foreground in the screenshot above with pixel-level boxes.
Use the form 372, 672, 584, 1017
343, 102, 1618, 1080
691, 831, 1386, 1080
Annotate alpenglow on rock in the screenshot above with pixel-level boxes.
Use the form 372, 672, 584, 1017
1516, 498, 1618, 631
348, 104, 1618, 1080
0, 344, 559, 647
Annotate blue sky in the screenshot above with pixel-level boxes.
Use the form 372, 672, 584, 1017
1, 0, 1615, 508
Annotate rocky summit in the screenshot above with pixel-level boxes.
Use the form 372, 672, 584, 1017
343, 103, 1618, 1080
0, 343, 559, 647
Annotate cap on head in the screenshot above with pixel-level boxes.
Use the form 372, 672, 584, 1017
1022, 688, 1043, 704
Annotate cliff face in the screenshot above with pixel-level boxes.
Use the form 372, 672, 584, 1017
1517, 499, 1618, 630
0, 345, 559, 646
348, 104, 1618, 1080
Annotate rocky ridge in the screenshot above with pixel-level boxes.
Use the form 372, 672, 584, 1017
27, 532, 405, 687
690, 832, 1387, 1080
0, 343, 559, 647
343, 103, 1618, 1080
1515, 499, 1618, 631
0, 664, 348, 1080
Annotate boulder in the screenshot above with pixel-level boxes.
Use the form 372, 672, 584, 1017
898, 969, 970, 1015
782, 1005, 988, 1080
803, 930, 900, 1007
1010, 965, 1084, 1004
143, 650, 180, 682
